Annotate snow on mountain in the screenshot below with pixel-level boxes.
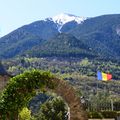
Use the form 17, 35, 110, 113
52, 13, 86, 25
53, 13, 87, 32
44, 13, 87, 32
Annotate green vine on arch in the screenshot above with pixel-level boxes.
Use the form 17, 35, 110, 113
0, 69, 55, 119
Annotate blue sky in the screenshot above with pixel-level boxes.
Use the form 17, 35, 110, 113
0, 0, 120, 37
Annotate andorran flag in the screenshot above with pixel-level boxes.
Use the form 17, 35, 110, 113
97, 71, 112, 81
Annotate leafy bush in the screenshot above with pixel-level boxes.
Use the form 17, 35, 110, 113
34, 97, 68, 120
88, 111, 119, 118
19, 107, 31, 120
101, 111, 117, 118
88, 111, 103, 118
0, 69, 54, 119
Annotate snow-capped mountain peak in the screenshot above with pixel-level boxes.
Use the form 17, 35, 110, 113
44, 13, 87, 32
52, 13, 86, 25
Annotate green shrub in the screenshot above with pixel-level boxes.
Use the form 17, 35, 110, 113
19, 107, 31, 120
101, 111, 117, 118
33, 97, 68, 120
88, 111, 119, 118
0, 70, 54, 119
87, 111, 103, 118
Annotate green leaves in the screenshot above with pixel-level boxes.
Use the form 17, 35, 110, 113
19, 107, 31, 120
0, 70, 54, 119
34, 97, 67, 120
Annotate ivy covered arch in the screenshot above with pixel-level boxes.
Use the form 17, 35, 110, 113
0, 70, 87, 120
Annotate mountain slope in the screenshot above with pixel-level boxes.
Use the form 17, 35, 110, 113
0, 13, 85, 59
69, 14, 120, 60
0, 14, 120, 60
0, 20, 56, 58
0, 30, 44, 58
26, 33, 97, 58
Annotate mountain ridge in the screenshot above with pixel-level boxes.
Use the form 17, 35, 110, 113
0, 13, 120, 60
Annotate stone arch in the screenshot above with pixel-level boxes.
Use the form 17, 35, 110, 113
0, 70, 87, 120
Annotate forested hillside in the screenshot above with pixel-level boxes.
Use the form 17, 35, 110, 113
69, 14, 120, 60
2, 57, 120, 100
26, 33, 97, 58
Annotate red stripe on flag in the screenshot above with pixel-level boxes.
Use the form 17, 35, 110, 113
107, 74, 112, 80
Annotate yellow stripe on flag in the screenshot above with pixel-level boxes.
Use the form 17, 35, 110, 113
102, 72, 107, 81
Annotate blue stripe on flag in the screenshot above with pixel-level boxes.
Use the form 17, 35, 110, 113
97, 71, 102, 80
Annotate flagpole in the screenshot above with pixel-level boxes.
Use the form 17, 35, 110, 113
97, 80, 98, 95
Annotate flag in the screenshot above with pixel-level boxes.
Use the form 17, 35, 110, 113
97, 71, 112, 81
